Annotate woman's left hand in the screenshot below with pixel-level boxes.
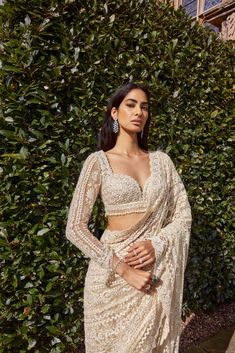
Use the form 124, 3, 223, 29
124, 240, 156, 269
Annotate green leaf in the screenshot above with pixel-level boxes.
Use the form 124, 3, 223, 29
37, 228, 50, 236
46, 326, 60, 335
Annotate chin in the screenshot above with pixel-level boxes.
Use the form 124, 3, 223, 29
121, 126, 143, 134
128, 129, 142, 135
126, 127, 142, 132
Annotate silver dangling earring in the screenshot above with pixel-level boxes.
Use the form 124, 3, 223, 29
141, 130, 144, 139
112, 119, 119, 133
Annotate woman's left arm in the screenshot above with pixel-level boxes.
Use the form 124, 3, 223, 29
151, 154, 192, 266
125, 153, 192, 270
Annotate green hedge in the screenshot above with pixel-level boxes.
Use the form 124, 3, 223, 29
0, 0, 234, 351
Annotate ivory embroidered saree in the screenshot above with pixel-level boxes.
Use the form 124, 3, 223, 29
66, 149, 192, 353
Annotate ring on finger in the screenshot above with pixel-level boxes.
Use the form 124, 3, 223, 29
133, 249, 137, 256
151, 275, 160, 286
139, 258, 143, 264
145, 284, 151, 291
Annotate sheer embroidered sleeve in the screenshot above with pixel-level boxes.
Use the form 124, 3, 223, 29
65, 153, 114, 270
150, 153, 192, 269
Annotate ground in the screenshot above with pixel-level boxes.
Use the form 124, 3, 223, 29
180, 300, 235, 353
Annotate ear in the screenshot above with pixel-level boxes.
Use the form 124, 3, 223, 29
111, 107, 118, 120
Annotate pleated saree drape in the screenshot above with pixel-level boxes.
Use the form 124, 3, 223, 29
66, 150, 192, 353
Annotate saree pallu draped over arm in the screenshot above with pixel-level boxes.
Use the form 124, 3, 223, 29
66, 150, 192, 353
146, 153, 192, 351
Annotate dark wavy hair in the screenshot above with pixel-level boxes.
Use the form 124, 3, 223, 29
97, 81, 151, 152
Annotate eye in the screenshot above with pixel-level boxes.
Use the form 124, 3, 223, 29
127, 103, 135, 108
142, 106, 148, 111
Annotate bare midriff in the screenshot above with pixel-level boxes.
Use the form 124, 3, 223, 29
106, 212, 145, 231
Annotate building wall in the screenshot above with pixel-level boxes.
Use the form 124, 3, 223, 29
221, 11, 235, 40
170, 0, 235, 43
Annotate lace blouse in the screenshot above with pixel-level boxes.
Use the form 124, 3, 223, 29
65, 150, 186, 273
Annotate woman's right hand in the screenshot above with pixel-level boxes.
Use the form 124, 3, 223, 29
117, 262, 152, 292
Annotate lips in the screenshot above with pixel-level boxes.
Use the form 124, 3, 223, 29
131, 119, 142, 124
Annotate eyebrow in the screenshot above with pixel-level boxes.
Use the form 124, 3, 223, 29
125, 98, 149, 105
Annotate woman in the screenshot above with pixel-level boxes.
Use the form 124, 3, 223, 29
65, 81, 192, 353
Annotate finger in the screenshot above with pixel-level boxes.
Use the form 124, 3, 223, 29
124, 252, 146, 264
127, 243, 138, 252
125, 247, 144, 260
124, 251, 139, 261
127, 242, 145, 252
133, 259, 153, 269
127, 246, 135, 253
126, 255, 150, 266
124, 254, 133, 261
141, 284, 151, 293
126, 250, 149, 262
125, 247, 152, 262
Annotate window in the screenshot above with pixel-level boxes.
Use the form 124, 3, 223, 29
181, 0, 224, 17
182, 0, 198, 16
204, 0, 222, 12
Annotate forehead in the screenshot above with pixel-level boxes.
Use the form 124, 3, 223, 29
124, 88, 148, 102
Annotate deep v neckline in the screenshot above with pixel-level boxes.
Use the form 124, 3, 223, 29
101, 150, 153, 195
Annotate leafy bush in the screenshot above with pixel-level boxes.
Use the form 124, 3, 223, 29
0, 0, 234, 351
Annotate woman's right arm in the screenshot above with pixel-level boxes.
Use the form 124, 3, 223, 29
65, 153, 115, 270
65, 152, 152, 290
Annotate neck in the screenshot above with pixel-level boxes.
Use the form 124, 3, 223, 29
114, 129, 141, 155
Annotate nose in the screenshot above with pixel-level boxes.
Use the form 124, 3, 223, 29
134, 105, 143, 116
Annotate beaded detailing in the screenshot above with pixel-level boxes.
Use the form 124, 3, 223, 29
97, 150, 155, 217
105, 201, 148, 216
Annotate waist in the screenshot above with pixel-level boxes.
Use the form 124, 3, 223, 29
101, 218, 153, 247
106, 212, 146, 232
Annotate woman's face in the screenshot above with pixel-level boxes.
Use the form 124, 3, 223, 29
111, 88, 149, 135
